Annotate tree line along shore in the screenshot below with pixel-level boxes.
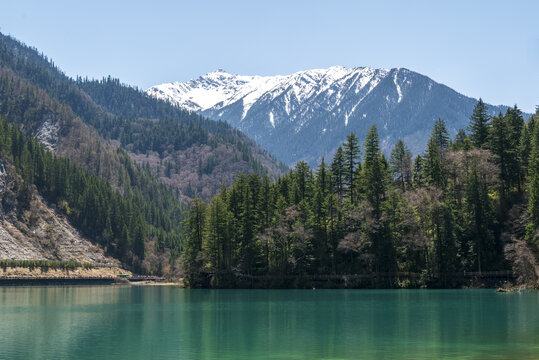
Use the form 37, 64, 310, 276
182, 101, 539, 289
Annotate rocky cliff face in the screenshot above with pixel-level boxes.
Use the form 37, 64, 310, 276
34, 115, 59, 152
0, 159, 117, 264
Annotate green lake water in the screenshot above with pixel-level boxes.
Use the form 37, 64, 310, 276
0, 287, 538, 359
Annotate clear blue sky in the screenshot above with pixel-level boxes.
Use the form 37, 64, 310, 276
0, 0, 537, 112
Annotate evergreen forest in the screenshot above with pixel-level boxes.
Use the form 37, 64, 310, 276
183, 101, 539, 287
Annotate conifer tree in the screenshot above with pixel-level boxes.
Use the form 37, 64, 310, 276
363, 125, 386, 213
412, 154, 425, 188
330, 146, 345, 199
465, 164, 496, 272
425, 137, 444, 188
132, 218, 146, 260
519, 119, 534, 178
311, 158, 330, 270
505, 106, 525, 191
489, 113, 511, 203
203, 195, 230, 272
468, 98, 490, 148
343, 133, 360, 202
390, 139, 412, 191
363, 125, 394, 272
184, 198, 206, 284
528, 124, 539, 234
453, 129, 471, 151
432, 118, 450, 151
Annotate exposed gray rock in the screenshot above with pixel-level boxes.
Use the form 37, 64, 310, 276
0, 159, 6, 195
0, 163, 117, 264
34, 114, 59, 152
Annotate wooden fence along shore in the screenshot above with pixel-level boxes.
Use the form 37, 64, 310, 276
206, 271, 516, 288
234, 271, 515, 281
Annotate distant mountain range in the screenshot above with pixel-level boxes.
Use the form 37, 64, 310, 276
147, 67, 522, 165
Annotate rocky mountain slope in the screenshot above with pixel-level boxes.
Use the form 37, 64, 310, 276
148, 67, 517, 165
0, 159, 116, 264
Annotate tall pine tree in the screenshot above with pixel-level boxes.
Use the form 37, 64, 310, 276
468, 98, 490, 148
343, 133, 360, 202
528, 123, 539, 236
390, 139, 412, 192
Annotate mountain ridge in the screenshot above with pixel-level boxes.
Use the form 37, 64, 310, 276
147, 66, 523, 165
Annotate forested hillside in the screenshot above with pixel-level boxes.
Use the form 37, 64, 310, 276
77, 77, 287, 200
0, 33, 286, 202
184, 101, 539, 288
0, 32, 283, 274
0, 117, 183, 272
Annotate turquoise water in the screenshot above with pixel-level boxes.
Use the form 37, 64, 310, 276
0, 287, 538, 359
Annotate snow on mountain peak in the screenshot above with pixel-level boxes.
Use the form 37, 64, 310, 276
146, 66, 511, 166
146, 66, 392, 115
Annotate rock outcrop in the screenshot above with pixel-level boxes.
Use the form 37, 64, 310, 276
0, 159, 117, 264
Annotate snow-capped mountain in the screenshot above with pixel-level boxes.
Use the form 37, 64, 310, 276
147, 66, 511, 165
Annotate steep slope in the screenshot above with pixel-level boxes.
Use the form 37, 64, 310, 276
0, 33, 286, 202
148, 67, 516, 165
0, 158, 115, 264
0, 117, 185, 274
77, 77, 287, 201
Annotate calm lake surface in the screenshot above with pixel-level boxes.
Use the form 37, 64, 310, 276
0, 287, 538, 360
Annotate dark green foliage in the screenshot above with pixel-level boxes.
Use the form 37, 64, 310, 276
330, 146, 345, 199
0, 118, 183, 270
363, 125, 386, 213
412, 154, 425, 188
468, 98, 491, 148
390, 139, 412, 191
343, 133, 360, 202
464, 162, 497, 272
183, 199, 207, 285
453, 129, 471, 151
432, 118, 450, 150
528, 112, 539, 238
425, 137, 444, 188
505, 106, 525, 190
184, 110, 534, 286
489, 112, 517, 203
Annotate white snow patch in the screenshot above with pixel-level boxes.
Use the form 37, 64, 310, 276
146, 66, 391, 118
394, 72, 403, 103
269, 112, 275, 128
